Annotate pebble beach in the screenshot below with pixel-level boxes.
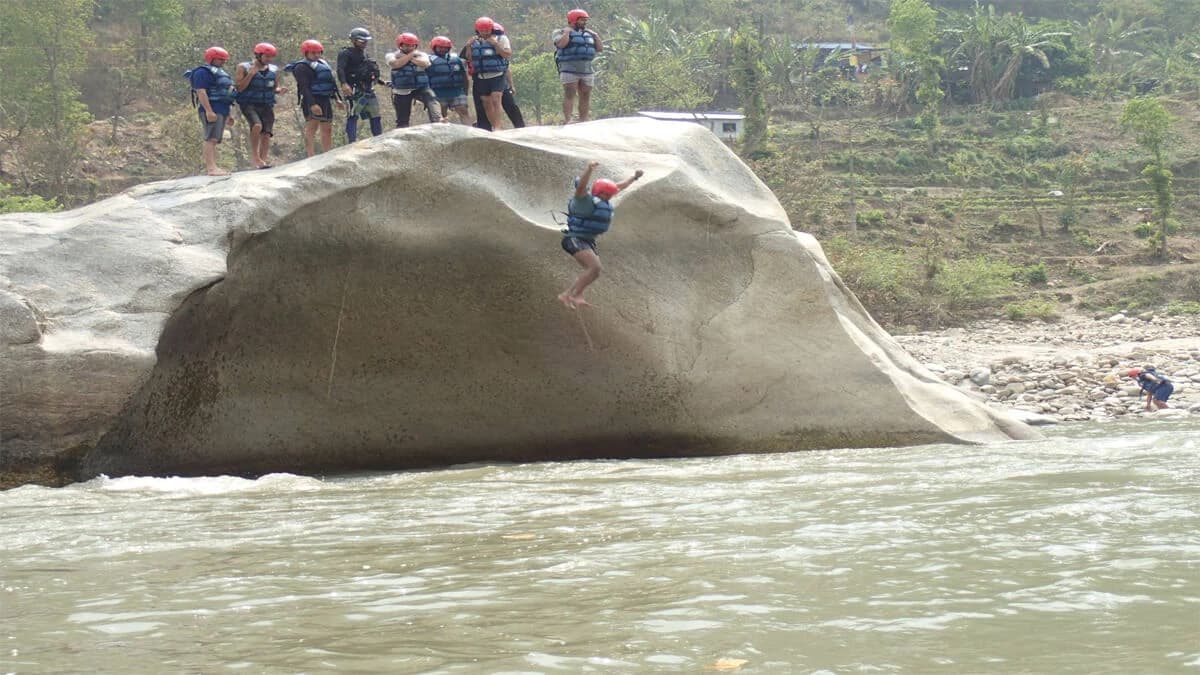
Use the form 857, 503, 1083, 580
895, 313, 1200, 424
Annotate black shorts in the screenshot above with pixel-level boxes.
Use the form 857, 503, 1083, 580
474, 74, 508, 95
561, 236, 597, 256
303, 97, 334, 121
240, 104, 275, 135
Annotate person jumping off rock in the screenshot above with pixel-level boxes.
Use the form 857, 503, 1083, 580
553, 8, 603, 123
558, 160, 643, 309
234, 43, 286, 169
186, 47, 237, 176
338, 27, 385, 142
387, 32, 443, 127
289, 40, 343, 157
1127, 367, 1174, 411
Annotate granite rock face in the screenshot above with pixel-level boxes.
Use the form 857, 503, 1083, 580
0, 119, 1037, 487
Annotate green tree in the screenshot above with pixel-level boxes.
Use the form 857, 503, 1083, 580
730, 28, 768, 155
1120, 97, 1173, 258
0, 0, 94, 202
887, 0, 943, 144
510, 52, 561, 125
945, 2, 1068, 106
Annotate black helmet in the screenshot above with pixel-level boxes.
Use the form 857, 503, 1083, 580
349, 27, 372, 42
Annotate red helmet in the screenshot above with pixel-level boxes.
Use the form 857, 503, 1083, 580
253, 42, 277, 57
475, 16, 495, 33
300, 39, 324, 54
396, 32, 419, 47
1127, 368, 1142, 378
493, 22, 505, 33
431, 35, 453, 50
204, 46, 230, 64
567, 9, 590, 23
592, 179, 619, 199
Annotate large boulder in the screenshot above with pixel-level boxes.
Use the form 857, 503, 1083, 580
0, 119, 1037, 487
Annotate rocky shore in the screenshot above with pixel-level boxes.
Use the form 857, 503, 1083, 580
895, 313, 1200, 424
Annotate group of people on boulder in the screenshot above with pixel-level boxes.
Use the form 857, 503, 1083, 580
189, 11, 627, 313
188, 10, 603, 175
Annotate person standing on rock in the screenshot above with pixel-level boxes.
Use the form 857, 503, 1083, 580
187, 46, 237, 176
427, 36, 472, 124
465, 17, 512, 131
290, 39, 343, 157
553, 8, 602, 123
1128, 367, 1174, 410
337, 27, 385, 142
387, 32, 443, 127
234, 43, 286, 169
558, 160, 643, 309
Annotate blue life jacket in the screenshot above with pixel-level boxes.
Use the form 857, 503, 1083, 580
555, 29, 597, 64
236, 62, 277, 106
185, 64, 236, 105
566, 196, 614, 238
426, 54, 467, 91
287, 59, 337, 97
471, 39, 509, 75
308, 58, 338, 97
1137, 370, 1171, 393
390, 59, 430, 90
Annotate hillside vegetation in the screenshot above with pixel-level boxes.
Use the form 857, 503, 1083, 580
1, 0, 1198, 328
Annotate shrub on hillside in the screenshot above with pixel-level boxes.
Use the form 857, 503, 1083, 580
1004, 298, 1060, 322
0, 183, 61, 214
1025, 262, 1048, 285
855, 209, 887, 228
934, 256, 1019, 307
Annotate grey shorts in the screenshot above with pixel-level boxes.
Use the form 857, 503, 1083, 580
561, 235, 597, 256
198, 108, 227, 142
560, 72, 596, 87
439, 94, 469, 110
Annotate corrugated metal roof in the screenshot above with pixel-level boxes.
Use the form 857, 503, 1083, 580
637, 111, 745, 121
793, 42, 878, 51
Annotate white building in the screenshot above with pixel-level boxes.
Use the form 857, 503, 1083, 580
636, 111, 746, 142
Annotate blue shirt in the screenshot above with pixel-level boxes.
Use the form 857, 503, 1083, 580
191, 67, 232, 116
569, 195, 596, 218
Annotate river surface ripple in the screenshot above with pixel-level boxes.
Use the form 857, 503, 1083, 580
3, 422, 1199, 673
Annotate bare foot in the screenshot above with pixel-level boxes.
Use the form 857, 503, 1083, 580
557, 291, 576, 309
567, 294, 592, 308
206, 169, 230, 176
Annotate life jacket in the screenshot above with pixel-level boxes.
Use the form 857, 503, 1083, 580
1138, 370, 1171, 392
286, 59, 337, 97
184, 64, 236, 106
565, 196, 614, 238
426, 53, 467, 91
390, 59, 430, 90
471, 39, 508, 75
235, 62, 278, 106
555, 29, 597, 64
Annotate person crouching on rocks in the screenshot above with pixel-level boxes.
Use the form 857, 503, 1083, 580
387, 32, 443, 127
1128, 367, 1174, 411
558, 160, 643, 309
234, 42, 286, 169
290, 39, 343, 157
